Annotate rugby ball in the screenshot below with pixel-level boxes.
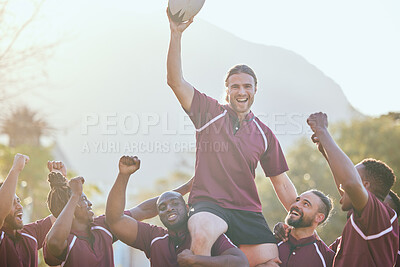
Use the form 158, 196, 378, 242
168, 0, 206, 22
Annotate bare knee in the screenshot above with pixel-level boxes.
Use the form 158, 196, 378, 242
240, 243, 279, 267
188, 212, 228, 256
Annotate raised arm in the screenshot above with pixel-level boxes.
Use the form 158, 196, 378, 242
270, 172, 297, 212
45, 177, 85, 257
311, 134, 342, 195
105, 155, 141, 245
177, 248, 249, 267
166, 9, 195, 112
307, 112, 368, 212
0, 154, 29, 228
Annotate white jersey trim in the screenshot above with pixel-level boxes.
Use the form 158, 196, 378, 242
21, 233, 38, 244
277, 241, 283, 246
150, 234, 169, 246
196, 110, 227, 133
0, 231, 4, 245
253, 120, 268, 152
222, 234, 237, 248
61, 235, 77, 267
350, 213, 396, 240
391, 211, 397, 224
91, 226, 113, 239
313, 243, 327, 267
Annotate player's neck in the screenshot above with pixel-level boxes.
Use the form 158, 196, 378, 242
72, 219, 90, 233
290, 227, 316, 240
235, 110, 251, 124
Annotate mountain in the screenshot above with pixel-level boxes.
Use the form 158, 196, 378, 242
19, 11, 362, 192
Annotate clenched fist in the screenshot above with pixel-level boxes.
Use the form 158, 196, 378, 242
119, 155, 141, 176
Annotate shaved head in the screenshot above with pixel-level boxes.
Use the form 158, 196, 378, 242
157, 191, 185, 206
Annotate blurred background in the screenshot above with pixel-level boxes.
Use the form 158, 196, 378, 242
1, 0, 399, 266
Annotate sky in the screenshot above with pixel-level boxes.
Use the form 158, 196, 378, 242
9, 0, 400, 116
138, 0, 400, 116
195, 0, 400, 116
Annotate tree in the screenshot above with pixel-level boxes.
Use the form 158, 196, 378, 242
0, 0, 56, 102
1, 106, 50, 147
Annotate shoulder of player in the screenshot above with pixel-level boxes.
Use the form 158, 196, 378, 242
21, 216, 52, 236
367, 192, 397, 219
195, 88, 222, 107
252, 117, 273, 132
136, 221, 168, 238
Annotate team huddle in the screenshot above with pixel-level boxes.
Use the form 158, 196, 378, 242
1, 9, 399, 267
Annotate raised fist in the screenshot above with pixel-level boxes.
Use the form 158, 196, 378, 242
307, 112, 328, 133
12, 153, 30, 172
47, 161, 67, 177
118, 155, 141, 175
68, 176, 84, 196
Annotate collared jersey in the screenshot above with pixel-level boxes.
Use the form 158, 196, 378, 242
278, 233, 334, 267
132, 221, 236, 267
43, 215, 117, 267
0, 216, 52, 267
187, 89, 289, 212
333, 191, 399, 267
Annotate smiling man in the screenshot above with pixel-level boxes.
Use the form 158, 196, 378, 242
274, 190, 334, 267
166, 10, 296, 267
0, 154, 54, 267
307, 112, 399, 266
106, 155, 248, 267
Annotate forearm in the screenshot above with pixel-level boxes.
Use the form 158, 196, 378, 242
0, 169, 20, 225
46, 195, 79, 254
173, 177, 193, 196
129, 196, 158, 221
316, 129, 362, 190
106, 172, 130, 224
270, 173, 297, 211
167, 32, 184, 87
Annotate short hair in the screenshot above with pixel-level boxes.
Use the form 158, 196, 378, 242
388, 190, 400, 215
309, 190, 333, 225
361, 159, 396, 200
225, 65, 257, 102
47, 172, 71, 218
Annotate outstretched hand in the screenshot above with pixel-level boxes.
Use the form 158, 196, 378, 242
119, 155, 141, 175
166, 7, 194, 34
47, 161, 67, 177
307, 112, 328, 134
12, 153, 30, 172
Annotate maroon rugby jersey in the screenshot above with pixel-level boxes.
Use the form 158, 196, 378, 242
132, 221, 236, 267
43, 215, 117, 267
278, 234, 334, 267
396, 225, 400, 267
333, 191, 399, 267
328, 236, 341, 253
186, 89, 288, 212
0, 216, 52, 267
